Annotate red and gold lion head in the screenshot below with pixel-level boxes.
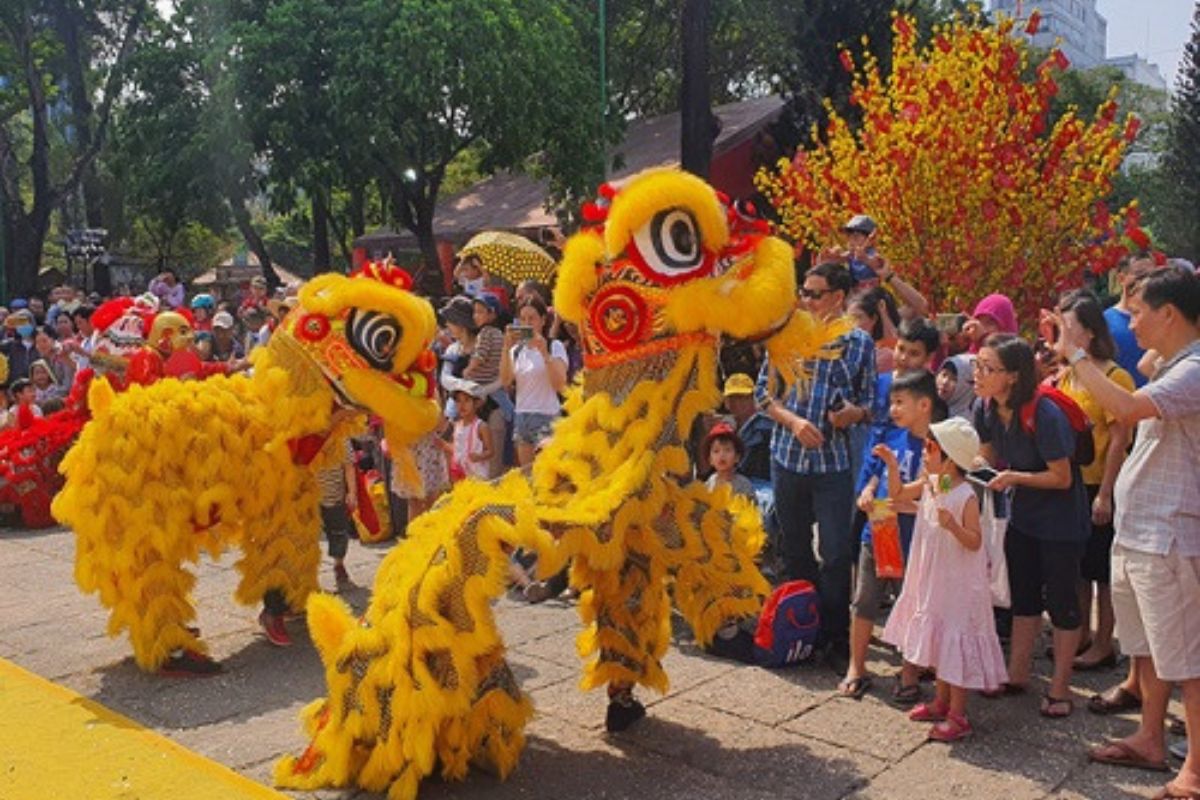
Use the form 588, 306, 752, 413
554, 169, 798, 369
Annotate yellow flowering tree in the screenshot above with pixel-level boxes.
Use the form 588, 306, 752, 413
756, 11, 1149, 316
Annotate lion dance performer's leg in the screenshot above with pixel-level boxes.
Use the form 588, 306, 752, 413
573, 482, 769, 731
573, 523, 674, 731
53, 380, 213, 672
233, 450, 322, 618
276, 471, 548, 800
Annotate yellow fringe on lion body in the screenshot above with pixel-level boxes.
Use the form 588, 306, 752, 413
54, 265, 438, 673
54, 344, 334, 671
277, 169, 851, 800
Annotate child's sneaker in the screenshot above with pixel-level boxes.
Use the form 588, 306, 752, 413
158, 649, 222, 677
259, 610, 293, 647
928, 710, 973, 742
908, 700, 948, 722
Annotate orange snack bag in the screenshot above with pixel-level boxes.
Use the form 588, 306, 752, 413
870, 498, 904, 579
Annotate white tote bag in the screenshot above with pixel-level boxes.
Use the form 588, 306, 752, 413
981, 489, 1011, 609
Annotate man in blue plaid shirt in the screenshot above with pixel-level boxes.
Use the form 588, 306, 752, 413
755, 262, 876, 655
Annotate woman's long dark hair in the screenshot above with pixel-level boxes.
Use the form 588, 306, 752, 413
852, 287, 900, 343
984, 333, 1036, 411
519, 296, 550, 338
1059, 289, 1116, 361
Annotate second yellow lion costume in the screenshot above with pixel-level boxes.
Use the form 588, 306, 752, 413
276, 170, 848, 800
53, 263, 440, 673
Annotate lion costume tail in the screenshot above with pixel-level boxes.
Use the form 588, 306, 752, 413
275, 471, 556, 800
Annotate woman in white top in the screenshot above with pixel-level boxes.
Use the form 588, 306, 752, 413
500, 297, 568, 466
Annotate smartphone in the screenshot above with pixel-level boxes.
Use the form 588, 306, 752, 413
966, 467, 999, 487
510, 324, 534, 341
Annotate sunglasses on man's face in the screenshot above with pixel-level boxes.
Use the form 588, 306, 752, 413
800, 288, 832, 300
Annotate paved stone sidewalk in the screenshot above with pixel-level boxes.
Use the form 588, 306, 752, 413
0, 526, 1184, 799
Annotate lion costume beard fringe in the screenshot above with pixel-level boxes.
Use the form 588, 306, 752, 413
276, 169, 850, 800
52, 265, 438, 673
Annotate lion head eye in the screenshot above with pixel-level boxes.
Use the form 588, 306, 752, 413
346, 309, 402, 370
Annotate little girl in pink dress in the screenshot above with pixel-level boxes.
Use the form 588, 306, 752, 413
875, 417, 1007, 741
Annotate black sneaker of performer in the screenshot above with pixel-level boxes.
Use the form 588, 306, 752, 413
605, 689, 646, 733
159, 649, 222, 677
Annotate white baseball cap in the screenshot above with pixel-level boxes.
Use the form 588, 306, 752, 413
212, 311, 235, 329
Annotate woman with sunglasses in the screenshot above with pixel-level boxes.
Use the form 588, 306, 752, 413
972, 334, 1089, 718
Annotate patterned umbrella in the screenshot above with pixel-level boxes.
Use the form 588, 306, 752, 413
458, 231, 556, 286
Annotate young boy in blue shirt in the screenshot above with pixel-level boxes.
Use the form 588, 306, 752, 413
838, 369, 946, 702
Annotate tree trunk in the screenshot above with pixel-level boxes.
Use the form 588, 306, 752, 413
414, 201, 444, 298
228, 197, 278, 290
349, 182, 366, 239
680, 0, 716, 178
312, 191, 332, 274
6, 211, 49, 298
51, 0, 104, 230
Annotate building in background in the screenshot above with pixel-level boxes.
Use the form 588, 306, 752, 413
1104, 53, 1169, 92
991, 0, 1108, 68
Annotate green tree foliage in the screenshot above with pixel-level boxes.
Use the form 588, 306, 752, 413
318, 0, 608, 293
1158, 4, 1200, 260
0, 0, 147, 296
109, 12, 230, 271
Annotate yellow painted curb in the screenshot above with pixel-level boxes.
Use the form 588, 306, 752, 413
0, 658, 288, 800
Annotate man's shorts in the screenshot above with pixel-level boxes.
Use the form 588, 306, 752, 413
1111, 543, 1200, 682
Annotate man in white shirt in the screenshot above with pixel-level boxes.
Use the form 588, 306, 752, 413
1056, 266, 1200, 796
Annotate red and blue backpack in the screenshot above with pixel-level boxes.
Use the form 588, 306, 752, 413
753, 580, 821, 667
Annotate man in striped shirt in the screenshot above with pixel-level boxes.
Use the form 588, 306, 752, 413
755, 262, 876, 656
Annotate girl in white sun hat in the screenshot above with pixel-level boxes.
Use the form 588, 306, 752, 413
875, 416, 1008, 742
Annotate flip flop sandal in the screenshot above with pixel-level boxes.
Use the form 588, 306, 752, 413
1088, 740, 1171, 772
1087, 685, 1142, 715
837, 675, 873, 700
980, 682, 1028, 699
1040, 692, 1074, 719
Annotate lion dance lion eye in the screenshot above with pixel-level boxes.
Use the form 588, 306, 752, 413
629, 206, 710, 283
346, 309, 402, 370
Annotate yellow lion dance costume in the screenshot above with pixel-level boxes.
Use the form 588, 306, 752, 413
276, 169, 847, 800
52, 263, 440, 674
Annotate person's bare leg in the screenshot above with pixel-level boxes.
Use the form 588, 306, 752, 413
1078, 584, 1117, 664
1007, 615, 1040, 686
1078, 582, 1095, 648
1046, 626, 1082, 711
1122, 658, 1172, 760
840, 614, 874, 690
1174, 678, 1200, 792
948, 684, 969, 718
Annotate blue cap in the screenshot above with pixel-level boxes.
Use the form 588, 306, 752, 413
9, 299, 28, 310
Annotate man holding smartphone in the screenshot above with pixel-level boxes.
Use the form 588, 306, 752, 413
755, 262, 876, 660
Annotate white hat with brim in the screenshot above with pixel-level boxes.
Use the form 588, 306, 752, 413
929, 417, 981, 472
